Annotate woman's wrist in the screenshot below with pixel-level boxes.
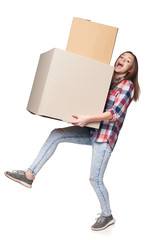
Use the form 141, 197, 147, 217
88, 111, 113, 123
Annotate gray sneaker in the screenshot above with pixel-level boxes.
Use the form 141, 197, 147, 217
91, 214, 115, 231
4, 170, 34, 188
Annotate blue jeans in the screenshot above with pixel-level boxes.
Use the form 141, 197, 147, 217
28, 126, 112, 216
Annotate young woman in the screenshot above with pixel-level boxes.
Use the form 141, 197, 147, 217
5, 51, 140, 231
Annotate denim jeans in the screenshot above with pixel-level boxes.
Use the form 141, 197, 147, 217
28, 126, 112, 216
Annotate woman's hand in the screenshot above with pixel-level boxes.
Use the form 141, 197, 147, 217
68, 114, 91, 127
67, 111, 113, 127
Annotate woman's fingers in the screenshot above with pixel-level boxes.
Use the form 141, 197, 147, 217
68, 114, 85, 127
72, 114, 78, 119
67, 120, 83, 127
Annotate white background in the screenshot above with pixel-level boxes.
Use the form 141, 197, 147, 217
0, 0, 160, 239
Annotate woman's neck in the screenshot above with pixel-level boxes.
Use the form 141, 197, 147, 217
112, 72, 125, 82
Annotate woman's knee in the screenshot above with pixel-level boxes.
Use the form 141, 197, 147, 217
56, 128, 64, 135
50, 128, 64, 136
49, 128, 65, 144
89, 176, 103, 188
89, 177, 97, 187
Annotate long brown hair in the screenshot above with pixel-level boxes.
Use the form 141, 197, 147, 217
111, 51, 140, 101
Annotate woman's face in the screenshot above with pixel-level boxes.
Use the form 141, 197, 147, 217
114, 52, 134, 75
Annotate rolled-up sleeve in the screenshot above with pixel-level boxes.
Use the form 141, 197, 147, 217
109, 82, 134, 121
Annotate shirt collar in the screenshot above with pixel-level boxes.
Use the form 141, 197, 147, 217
114, 77, 124, 83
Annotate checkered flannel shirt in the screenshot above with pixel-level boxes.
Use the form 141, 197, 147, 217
94, 78, 134, 150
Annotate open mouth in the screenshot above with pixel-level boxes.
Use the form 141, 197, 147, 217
117, 62, 124, 67
116, 62, 124, 69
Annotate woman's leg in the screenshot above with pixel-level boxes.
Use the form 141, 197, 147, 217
27, 126, 93, 177
89, 141, 112, 217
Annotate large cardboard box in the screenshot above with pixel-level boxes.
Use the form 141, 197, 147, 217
66, 17, 118, 64
27, 48, 114, 129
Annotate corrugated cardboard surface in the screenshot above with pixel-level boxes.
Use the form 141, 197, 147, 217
66, 17, 118, 64
27, 48, 114, 129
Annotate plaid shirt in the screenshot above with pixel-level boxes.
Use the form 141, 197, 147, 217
94, 78, 134, 150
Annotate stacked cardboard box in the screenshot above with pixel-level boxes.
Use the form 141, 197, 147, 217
66, 18, 118, 64
27, 18, 118, 129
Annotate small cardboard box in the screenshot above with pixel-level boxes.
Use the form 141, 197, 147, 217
27, 48, 114, 129
66, 17, 118, 64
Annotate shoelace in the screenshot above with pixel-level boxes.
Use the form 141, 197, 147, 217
95, 213, 107, 223
12, 170, 25, 175
95, 213, 103, 222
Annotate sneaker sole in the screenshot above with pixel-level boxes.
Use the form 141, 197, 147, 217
91, 219, 115, 231
4, 172, 32, 188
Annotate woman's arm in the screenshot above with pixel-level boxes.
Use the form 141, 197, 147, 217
108, 81, 134, 121
68, 81, 134, 127
68, 111, 113, 127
